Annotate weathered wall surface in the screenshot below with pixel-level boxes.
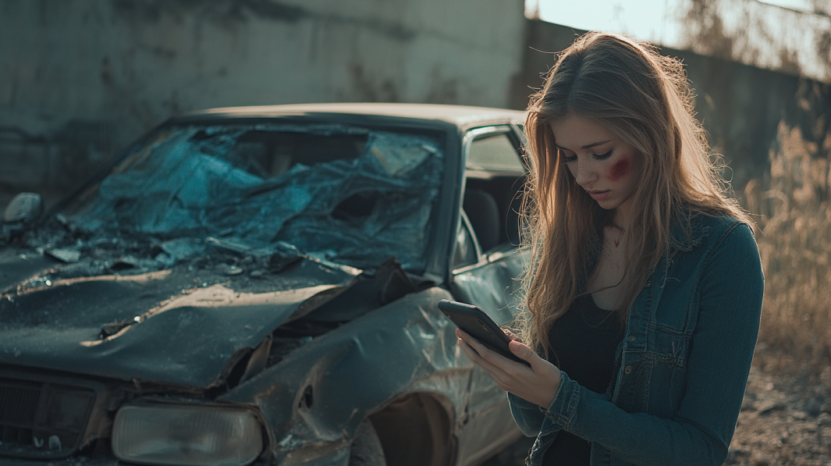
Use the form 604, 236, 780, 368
0, 0, 525, 198
514, 20, 831, 194
677, 0, 831, 85
3, 4, 828, 206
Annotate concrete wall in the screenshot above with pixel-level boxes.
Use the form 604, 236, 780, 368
3, 3, 829, 206
0, 0, 526, 199
513, 20, 831, 195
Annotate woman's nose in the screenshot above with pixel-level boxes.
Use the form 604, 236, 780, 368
574, 161, 597, 187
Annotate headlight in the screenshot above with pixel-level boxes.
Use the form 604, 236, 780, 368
112, 402, 264, 466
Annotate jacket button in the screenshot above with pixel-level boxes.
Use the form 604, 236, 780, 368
645, 281, 652, 288
628, 336, 636, 342
624, 366, 633, 374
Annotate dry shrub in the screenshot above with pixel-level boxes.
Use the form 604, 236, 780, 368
745, 121, 831, 375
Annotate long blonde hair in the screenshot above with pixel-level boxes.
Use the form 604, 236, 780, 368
519, 32, 752, 357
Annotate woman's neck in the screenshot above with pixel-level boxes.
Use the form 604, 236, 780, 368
613, 197, 635, 229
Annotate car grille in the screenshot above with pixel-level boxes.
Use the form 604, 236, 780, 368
0, 377, 96, 459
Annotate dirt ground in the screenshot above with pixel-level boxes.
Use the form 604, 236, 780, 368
727, 363, 831, 466
484, 362, 831, 466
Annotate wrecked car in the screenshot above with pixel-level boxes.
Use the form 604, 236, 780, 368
0, 103, 530, 466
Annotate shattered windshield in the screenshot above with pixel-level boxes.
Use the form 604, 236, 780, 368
60, 123, 444, 271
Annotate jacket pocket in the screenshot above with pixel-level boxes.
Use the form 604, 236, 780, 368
616, 330, 689, 416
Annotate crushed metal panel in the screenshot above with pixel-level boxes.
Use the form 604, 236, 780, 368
451, 249, 526, 325
450, 250, 527, 462
0, 122, 446, 388
221, 287, 481, 465
0, 258, 359, 388
0, 250, 56, 292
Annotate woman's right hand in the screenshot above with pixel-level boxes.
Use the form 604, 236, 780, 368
456, 328, 561, 408
501, 328, 520, 341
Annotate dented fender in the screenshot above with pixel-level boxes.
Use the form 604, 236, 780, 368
221, 286, 478, 464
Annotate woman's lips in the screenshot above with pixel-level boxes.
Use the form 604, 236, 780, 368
587, 190, 611, 201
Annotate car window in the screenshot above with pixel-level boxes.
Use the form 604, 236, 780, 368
452, 211, 478, 269
466, 133, 525, 173
59, 124, 445, 272
463, 130, 526, 252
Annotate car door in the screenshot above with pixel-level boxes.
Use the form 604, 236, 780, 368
450, 125, 529, 465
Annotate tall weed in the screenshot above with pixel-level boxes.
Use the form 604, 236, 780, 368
744, 121, 831, 376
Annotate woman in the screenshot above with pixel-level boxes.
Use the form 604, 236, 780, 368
455, 32, 764, 465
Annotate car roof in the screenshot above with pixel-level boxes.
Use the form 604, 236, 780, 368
183, 103, 527, 130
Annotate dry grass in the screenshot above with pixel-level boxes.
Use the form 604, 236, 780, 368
744, 121, 831, 378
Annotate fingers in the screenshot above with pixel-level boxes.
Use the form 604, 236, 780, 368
456, 337, 505, 376
508, 340, 541, 368
457, 338, 523, 393
456, 329, 561, 406
456, 329, 524, 373
501, 328, 519, 341
496, 329, 540, 367
455, 329, 499, 369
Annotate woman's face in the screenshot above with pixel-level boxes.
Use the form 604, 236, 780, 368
549, 115, 642, 220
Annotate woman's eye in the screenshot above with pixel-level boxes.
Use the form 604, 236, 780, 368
562, 154, 577, 163
593, 150, 613, 160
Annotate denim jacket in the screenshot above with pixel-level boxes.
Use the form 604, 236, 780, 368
508, 212, 764, 466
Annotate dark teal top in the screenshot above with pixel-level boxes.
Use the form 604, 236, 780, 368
543, 295, 624, 465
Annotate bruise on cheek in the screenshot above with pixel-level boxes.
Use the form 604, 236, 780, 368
607, 157, 630, 182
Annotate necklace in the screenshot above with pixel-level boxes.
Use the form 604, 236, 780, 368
610, 224, 626, 248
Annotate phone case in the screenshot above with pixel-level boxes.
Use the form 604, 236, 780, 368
438, 299, 530, 366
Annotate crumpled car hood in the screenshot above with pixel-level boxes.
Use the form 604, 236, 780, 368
0, 250, 359, 388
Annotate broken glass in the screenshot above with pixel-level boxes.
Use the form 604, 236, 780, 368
63, 124, 444, 271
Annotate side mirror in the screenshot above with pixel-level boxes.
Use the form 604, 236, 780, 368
3, 192, 44, 223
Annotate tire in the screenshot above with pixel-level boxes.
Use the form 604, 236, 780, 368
349, 419, 387, 466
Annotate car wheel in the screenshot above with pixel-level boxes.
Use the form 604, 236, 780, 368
349, 419, 387, 466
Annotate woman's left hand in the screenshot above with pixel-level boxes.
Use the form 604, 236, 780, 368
456, 328, 561, 408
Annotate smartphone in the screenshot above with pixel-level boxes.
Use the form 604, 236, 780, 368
438, 299, 530, 367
